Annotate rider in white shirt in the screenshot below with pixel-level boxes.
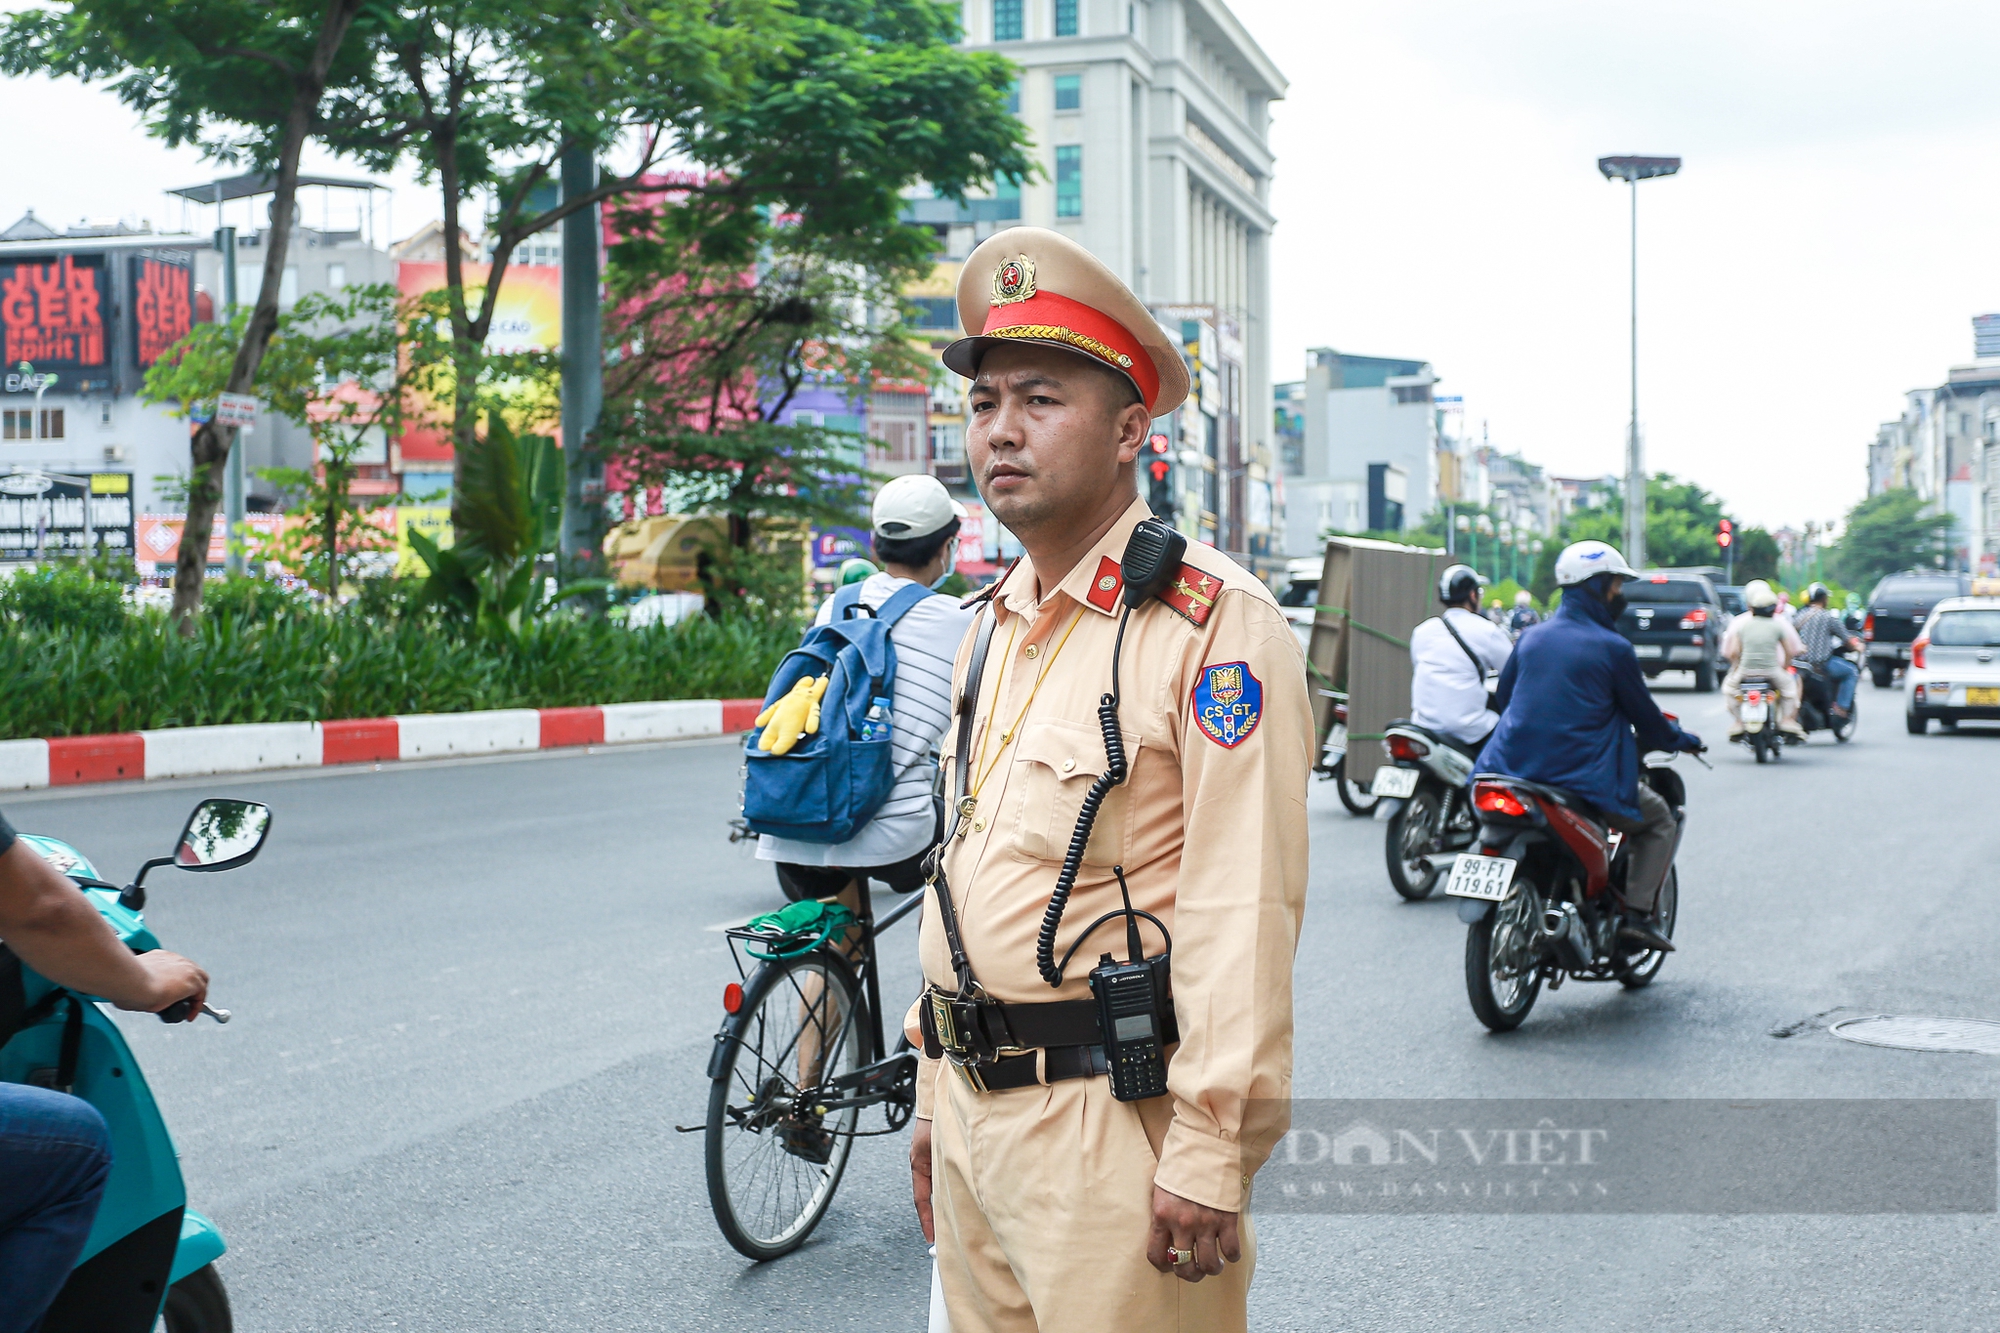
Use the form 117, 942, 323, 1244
1410, 564, 1515, 754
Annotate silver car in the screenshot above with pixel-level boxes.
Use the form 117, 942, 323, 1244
1905, 594, 2000, 733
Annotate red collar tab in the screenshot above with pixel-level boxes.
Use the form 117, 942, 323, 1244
1158, 563, 1220, 627
1085, 555, 1123, 612
980, 290, 1160, 412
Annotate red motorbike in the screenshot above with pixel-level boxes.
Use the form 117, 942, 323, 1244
1443, 720, 1697, 1031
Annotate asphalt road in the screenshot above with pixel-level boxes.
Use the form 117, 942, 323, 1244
11, 670, 2000, 1331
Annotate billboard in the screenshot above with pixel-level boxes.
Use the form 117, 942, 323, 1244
0, 470, 134, 561
0, 254, 108, 371
132, 253, 195, 367
396, 261, 561, 353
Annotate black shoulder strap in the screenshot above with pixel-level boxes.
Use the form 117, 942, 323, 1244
1438, 610, 1489, 678
924, 605, 997, 995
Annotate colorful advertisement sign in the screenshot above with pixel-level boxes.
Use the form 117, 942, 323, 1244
812, 527, 871, 568
132, 254, 195, 367
396, 261, 562, 353
393, 506, 452, 576
0, 471, 133, 561
1, 255, 108, 370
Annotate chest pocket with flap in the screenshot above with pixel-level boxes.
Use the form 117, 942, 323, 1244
1006, 718, 1143, 866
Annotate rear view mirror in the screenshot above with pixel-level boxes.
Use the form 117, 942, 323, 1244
174, 800, 273, 873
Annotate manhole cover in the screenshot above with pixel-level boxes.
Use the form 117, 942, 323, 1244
1828, 1015, 2000, 1055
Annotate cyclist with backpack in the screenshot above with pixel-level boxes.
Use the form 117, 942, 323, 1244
751, 475, 976, 906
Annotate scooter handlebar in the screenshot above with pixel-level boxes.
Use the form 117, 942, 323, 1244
158, 999, 231, 1024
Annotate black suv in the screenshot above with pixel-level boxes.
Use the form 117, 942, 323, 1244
1864, 570, 1971, 687
1615, 571, 1724, 691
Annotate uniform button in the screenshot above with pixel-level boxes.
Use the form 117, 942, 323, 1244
972, 817, 986, 832
1024, 643, 1039, 660
1061, 757, 1076, 773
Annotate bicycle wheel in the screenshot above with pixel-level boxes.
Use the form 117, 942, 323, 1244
705, 952, 865, 1260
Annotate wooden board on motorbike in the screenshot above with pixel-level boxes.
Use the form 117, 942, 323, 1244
1306, 536, 1451, 786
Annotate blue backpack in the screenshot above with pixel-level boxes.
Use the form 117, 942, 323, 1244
741, 581, 935, 844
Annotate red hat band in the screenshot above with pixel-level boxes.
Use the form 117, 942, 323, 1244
979, 290, 1160, 410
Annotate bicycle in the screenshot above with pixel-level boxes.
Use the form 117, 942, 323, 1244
697, 877, 925, 1260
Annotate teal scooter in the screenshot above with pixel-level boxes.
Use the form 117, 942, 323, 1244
0, 797, 271, 1333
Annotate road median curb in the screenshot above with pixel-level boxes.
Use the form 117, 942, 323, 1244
0, 698, 765, 792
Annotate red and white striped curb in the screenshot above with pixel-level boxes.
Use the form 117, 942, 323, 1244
0, 698, 765, 791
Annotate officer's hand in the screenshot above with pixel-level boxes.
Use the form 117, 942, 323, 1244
1147, 1186, 1240, 1282
910, 1116, 935, 1244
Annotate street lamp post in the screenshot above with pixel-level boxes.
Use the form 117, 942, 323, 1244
1598, 154, 1681, 571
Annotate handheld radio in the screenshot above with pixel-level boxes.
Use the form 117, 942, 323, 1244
1087, 869, 1174, 1101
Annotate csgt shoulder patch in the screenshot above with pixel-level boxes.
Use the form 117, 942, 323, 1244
1159, 563, 1219, 626
1192, 661, 1262, 748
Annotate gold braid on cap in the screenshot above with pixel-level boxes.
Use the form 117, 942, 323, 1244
984, 324, 1136, 370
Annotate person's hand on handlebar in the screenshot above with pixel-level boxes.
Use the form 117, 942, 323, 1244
124, 951, 209, 1021
1678, 731, 1706, 754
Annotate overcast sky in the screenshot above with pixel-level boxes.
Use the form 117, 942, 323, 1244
1229, 0, 2000, 531
3, 1, 1995, 530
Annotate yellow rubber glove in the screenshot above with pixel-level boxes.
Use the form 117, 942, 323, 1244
753, 674, 829, 755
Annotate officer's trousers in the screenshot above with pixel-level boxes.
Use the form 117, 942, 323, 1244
931, 1065, 1254, 1333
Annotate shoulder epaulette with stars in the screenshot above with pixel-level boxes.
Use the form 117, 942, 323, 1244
1083, 554, 1218, 626
1158, 563, 1220, 627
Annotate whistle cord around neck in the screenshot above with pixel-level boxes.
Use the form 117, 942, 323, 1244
1035, 605, 1133, 987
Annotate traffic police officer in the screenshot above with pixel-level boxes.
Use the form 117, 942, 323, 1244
907, 227, 1311, 1332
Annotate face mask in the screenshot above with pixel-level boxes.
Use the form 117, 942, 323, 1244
1606, 592, 1628, 619
930, 545, 957, 591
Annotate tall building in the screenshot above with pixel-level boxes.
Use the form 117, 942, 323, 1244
1868, 316, 2000, 574
916, 0, 1286, 575
1284, 348, 1439, 555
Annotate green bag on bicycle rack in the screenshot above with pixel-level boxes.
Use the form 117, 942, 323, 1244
741, 899, 857, 960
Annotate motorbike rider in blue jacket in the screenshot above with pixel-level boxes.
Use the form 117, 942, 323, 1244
1479, 541, 1703, 954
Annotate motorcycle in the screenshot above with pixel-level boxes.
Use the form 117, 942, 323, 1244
1733, 674, 1785, 763
1, 797, 272, 1332
1371, 721, 1479, 900
1445, 731, 1693, 1031
1795, 649, 1859, 743
1315, 694, 1379, 816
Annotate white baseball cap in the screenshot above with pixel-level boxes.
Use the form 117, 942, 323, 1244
872, 475, 967, 539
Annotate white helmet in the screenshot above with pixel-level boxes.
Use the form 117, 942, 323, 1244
1553, 540, 1639, 586
1744, 579, 1778, 608
1514, 589, 1533, 606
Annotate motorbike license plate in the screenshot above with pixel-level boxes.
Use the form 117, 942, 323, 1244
1633, 644, 1663, 658
1968, 687, 2000, 706
1742, 699, 1768, 723
1370, 766, 1420, 798
1322, 722, 1348, 763
1445, 854, 1518, 901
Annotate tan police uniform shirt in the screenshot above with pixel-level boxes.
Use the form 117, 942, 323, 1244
911, 496, 1311, 1215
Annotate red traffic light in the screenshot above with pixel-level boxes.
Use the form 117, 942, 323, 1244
1719, 518, 1733, 532
1718, 532, 1732, 548
1717, 517, 1733, 548
1148, 433, 1170, 454
1147, 459, 1171, 482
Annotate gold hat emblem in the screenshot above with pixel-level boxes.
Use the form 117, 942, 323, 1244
991, 256, 1037, 306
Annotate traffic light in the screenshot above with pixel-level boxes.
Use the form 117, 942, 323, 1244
1147, 456, 1174, 518
1717, 518, 1733, 549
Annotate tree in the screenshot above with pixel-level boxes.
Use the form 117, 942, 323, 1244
316, 0, 777, 520
143, 284, 439, 597
1, 0, 375, 628
319, 0, 1030, 533
1830, 489, 1954, 592
1733, 526, 1780, 585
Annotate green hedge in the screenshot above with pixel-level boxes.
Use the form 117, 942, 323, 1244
0, 611, 796, 740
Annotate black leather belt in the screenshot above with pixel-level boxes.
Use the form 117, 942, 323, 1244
972, 1044, 1109, 1092
919, 986, 1178, 1093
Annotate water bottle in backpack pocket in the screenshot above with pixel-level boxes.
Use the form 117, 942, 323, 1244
741, 582, 933, 844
